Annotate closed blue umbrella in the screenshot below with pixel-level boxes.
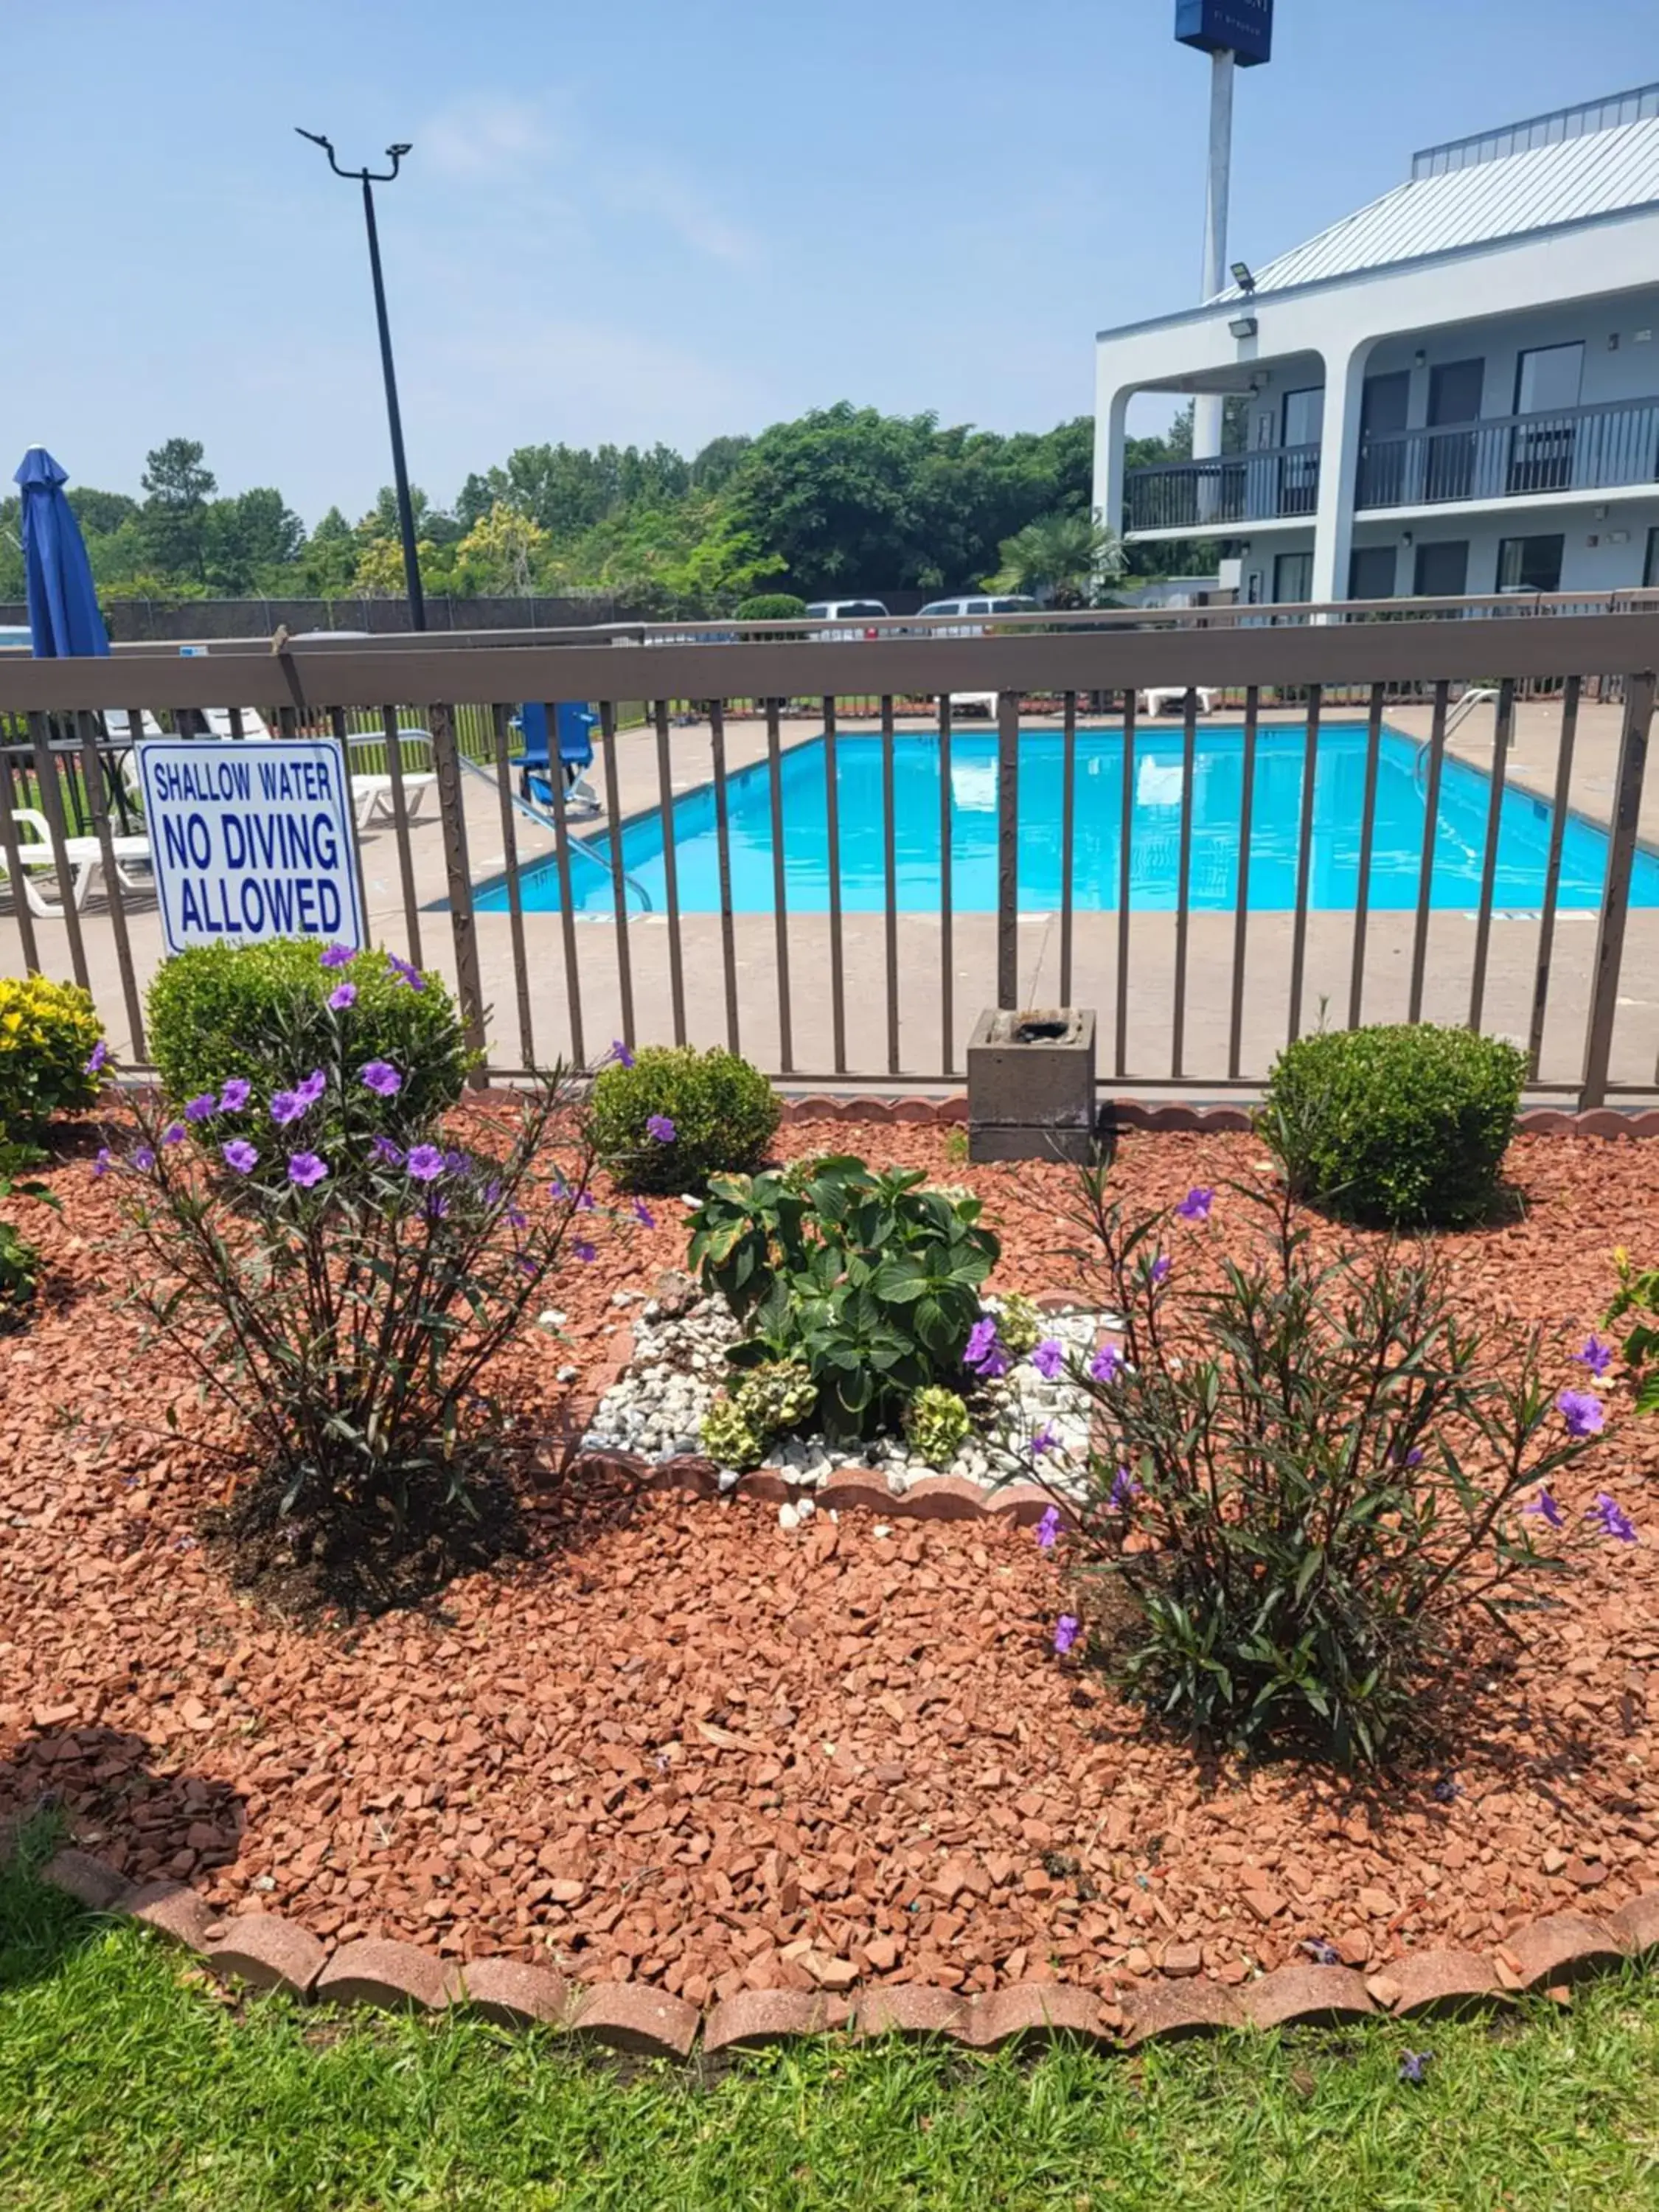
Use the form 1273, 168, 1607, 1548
14, 447, 109, 657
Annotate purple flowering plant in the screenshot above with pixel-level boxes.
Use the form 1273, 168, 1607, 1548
1018, 1163, 1623, 1765
94, 1008, 623, 1605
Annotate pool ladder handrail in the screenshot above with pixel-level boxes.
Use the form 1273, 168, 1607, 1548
459, 753, 655, 914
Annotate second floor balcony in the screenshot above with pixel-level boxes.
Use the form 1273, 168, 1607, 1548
1124, 392, 1659, 533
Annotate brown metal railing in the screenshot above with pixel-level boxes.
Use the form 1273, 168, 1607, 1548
1, 615, 1657, 1108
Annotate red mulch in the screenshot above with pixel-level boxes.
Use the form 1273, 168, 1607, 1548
1, 1118, 1655, 2006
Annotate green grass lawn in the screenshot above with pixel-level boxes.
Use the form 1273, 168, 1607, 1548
3, 1854, 1658, 2211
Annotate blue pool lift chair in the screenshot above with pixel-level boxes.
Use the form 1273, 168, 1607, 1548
513, 700, 600, 816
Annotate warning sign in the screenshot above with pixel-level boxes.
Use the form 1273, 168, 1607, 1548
138, 737, 364, 955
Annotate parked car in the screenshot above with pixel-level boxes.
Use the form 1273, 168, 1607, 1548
915, 594, 1039, 637
803, 599, 891, 639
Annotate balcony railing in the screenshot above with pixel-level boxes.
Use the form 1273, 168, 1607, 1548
1355, 394, 1659, 509
1124, 444, 1321, 532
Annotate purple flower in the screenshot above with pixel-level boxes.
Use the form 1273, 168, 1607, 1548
1432, 1776, 1460, 1804
360, 1060, 402, 1097
294, 1069, 327, 1110
1149, 1254, 1171, 1287
576, 1191, 597, 1214
1523, 1489, 1565, 1529
1575, 1335, 1613, 1378
222, 1139, 258, 1174
83, 1040, 108, 1075
1175, 1186, 1214, 1222
218, 1078, 251, 1113
481, 1178, 503, 1207
184, 1093, 218, 1123
573, 1238, 597, 1263
320, 942, 355, 969
406, 1144, 445, 1183
387, 953, 425, 992
611, 1040, 636, 1068
443, 1150, 469, 1175
504, 1204, 529, 1230
1035, 1505, 1062, 1551
632, 1199, 657, 1228
131, 1145, 156, 1173
161, 1122, 186, 1147
372, 1135, 406, 1167
327, 983, 358, 1012
1031, 1338, 1065, 1381
91, 1147, 113, 1178
1031, 1425, 1060, 1457
1557, 1389, 1605, 1439
1589, 1492, 1637, 1544
1088, 1342, 1121, 1385
1300, 1939, 1340, 1966
270, 1091, 304, 1127
549, 1174, 571, 1202
964, 1316, 1010, 1381
288, 1151, 328, 1189
1398, 2051, 1432, 2087
646, 1114, 677, 1144
1108, 1465, 1140, 1512
424, 1192, 450, 1220
1053, 1614, 1081, 1657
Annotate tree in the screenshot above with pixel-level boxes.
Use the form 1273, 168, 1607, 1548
66, 487, 140, 537
689, 434, 752, 493
452, 501, 549, 596
139, 438, 216, 580
203, 487, 305, 591
992, 510, 1127, 608
302, 507, 358, 596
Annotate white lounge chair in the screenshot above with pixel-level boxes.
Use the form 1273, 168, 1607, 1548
1141, 686, 1219, 717
947, 692, 998, 720
4, 807, 153, 917
347, 729, 439, 829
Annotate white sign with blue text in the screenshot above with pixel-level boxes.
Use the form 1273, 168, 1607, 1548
138, 737, 364, 956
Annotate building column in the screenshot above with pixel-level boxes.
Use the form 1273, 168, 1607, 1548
1309, 340, 1374, 608
1094, 383, 1136, 540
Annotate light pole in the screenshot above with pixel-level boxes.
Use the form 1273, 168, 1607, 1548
296, 128, 426, 630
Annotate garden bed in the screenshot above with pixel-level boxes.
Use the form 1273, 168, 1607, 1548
0, 1118, 1655, 2011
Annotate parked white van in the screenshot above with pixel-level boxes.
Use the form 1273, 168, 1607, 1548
916, 594, 1038, 637
804, 598, 890, 639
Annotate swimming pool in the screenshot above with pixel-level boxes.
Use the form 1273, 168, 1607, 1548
476, 724, 1659, 917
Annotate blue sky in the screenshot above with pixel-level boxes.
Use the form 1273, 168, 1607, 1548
13, 0, 1659, 524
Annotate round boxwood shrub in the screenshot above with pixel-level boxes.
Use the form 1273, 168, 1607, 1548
145, 939, 470, 1141
0, 975, 103, 1138
734, 593, 807, 621
588, 1045, 779, 1192
1262, 1022, 1526, 1228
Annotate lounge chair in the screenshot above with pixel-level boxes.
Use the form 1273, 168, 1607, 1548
947, 692, 999, 720
4, 807, 153, 917
344, 729, 439, 828
1141, 686, 1219, 717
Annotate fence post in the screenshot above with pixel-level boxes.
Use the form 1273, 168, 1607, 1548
428, 700, 489, 1085
1579, 669, 1655, 1108
996, 689, 1020, 1009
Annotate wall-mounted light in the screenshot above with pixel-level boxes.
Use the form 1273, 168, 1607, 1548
1401, 531, 1413, 547
1608, 333, 1621, 350
1248, 370, 1267, 392
1231, 260, 1256, 293
1229, 315, 1258, 340
1413, 347, 1427, 368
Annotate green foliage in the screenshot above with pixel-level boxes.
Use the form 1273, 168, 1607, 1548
0, 975, 103, 1138
734, 592, 807, 619
1261, 1023, 1526, 1228
904, 1385, 971, 1467
991, 509, 1126, 606
1604, 1251, 1659, 1415
700, 1359, 819, 1469
587, 1047, 779, 1193
138, 436, 215, 580
1052, 1173, 1607, 1764
0, 1141, 58, 1326
689, 1157, 998, 1442
145, 940, 470, 1144
102, 1034, 599, 1609
698, 1397, 764, 1471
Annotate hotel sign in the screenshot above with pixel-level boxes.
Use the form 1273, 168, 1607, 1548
1175, 0, 1273, 66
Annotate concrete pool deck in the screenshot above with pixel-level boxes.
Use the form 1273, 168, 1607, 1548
8, 695, 1659, 1099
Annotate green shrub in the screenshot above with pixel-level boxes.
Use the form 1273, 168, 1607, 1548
689, 1156, 999, 1442
904, 1385, 970, 1467
1261, 1023, 1525, 1228
588, 1046, 779, 1194
734, 593, 807, 620
1044, 1170, 1621, 1764
992, 1293, 1043, 1360
0, 976, 103, 1138
145, 941, 469, 1144
699, 1398, 764, 1471
700, 1359, 819, 1469
0, 1141, 58, 1327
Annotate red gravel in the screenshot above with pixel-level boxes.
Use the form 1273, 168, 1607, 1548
1, 1119, 1655, 2003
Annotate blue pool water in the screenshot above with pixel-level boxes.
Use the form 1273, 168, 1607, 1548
476, 725, 1659, 916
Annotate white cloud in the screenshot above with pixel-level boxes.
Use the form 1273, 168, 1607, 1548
602, 160, 760, 268
421, 97, 557, 181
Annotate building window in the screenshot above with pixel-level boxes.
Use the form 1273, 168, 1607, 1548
1644, 526, 1659, 590
1509, 344, 1585, 494
1514, 343, 1585, 414
1273, 550, 1313, 603
1413, 540, 1469, 597
1497, 534, 1565, 593
1349, 545, 1397, 600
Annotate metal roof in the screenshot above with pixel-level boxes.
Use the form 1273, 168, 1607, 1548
1224, 112, 1659, 298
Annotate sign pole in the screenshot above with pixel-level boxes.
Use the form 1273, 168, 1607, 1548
1192, 47, 1235, 464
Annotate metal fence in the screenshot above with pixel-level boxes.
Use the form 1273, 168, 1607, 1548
1, 606, 1656, 1107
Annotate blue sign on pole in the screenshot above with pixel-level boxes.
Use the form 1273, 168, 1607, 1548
1175, 0, 1273, 66
139, 737, 364, 956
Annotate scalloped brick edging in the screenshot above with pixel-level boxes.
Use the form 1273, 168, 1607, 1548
9, 1831, 1656, 2065
742, 1094, 1659, 1139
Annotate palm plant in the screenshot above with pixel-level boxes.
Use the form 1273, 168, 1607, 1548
992, 509, 1127, 608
